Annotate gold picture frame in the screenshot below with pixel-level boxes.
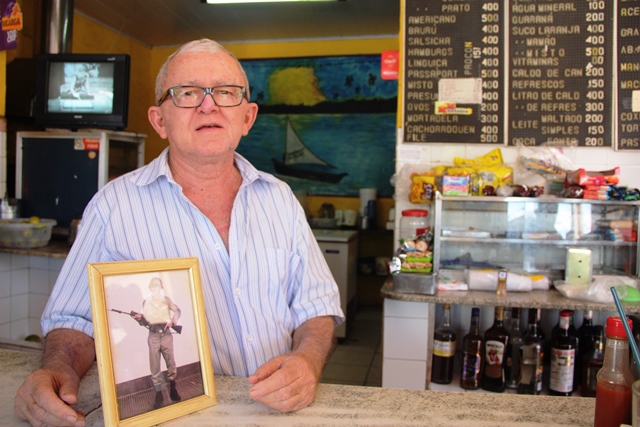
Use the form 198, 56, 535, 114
87, 257, 216, 426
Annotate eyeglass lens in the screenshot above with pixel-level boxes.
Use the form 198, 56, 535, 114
171, 86, 245, 107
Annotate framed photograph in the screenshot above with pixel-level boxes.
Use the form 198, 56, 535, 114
87, 257, 216, 426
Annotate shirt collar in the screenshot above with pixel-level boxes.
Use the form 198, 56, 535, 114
130, 147, 279, 188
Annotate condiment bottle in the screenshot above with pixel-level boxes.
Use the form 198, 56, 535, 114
576, 310, 597, 389
580, 325, 604, 398
482, 306, 510, 392
593, 316, 634, 427
549, 309, 578, 396
505, 307, 523, 389
518, 308, 544, 395
460, 307, 483, 390
431, 303, 456, 384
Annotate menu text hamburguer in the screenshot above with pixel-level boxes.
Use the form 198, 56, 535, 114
403, 0, 505, 143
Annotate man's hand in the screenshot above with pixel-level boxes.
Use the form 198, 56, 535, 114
15, 329, 95, 426
247, 316, 336, 413
14, 362, 85, 426
248, 351, 319, 413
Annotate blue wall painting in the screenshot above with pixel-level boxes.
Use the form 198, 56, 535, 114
237, 55, 398, 197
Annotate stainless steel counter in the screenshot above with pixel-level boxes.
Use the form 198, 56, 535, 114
0, 348, 595, 426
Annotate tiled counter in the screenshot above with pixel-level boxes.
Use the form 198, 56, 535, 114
0, 348, 595, 426
0, 240, 69, 341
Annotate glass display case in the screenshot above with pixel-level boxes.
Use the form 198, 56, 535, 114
433, 193, 640, 280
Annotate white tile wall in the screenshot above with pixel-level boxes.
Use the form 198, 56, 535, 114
0, 253, 63, 342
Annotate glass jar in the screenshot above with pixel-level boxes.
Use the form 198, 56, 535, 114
399, 209, 429, 242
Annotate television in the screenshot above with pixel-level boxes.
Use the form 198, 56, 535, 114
34, 53, 131, 131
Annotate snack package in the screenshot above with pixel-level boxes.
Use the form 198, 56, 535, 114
409, 173, 437, 203
565, 167, 620, 187
409, 148, 513, 197
390, 231, 434, 275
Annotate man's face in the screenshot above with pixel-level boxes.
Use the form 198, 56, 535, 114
148, 50, 258, 161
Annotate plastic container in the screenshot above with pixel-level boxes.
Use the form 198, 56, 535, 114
0, 218, 57, 248
399, 209, 430, 241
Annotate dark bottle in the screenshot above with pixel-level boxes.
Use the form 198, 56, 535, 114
505, 307, 523, 389
576, 310, 596, 388
549, 309, 579, 396
580, 325, 604, 397
518, 308, 544, 395
431, 303, 457, 384
460, 307, 483, 390
481, 306, 510, 393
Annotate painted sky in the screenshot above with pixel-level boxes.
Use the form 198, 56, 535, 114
241, 55, 398, 107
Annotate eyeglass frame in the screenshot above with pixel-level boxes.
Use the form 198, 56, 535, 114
157, 85, 248, 108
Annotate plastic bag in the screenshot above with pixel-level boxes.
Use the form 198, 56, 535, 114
553, 275, 638, 303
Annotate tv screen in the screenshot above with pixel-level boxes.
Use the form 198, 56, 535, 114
34, 53, 130, 131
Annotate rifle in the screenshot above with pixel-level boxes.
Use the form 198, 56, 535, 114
111, 309, 182, 334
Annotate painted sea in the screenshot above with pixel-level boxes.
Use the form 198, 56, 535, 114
236, 113, 396, 197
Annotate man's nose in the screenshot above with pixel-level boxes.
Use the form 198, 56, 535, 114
198, 92, 220, 111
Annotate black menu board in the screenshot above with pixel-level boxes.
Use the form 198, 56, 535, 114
402, 0, 633, 148
508, 0, 614, 147
616, 0, 640, 150
403, 0, 505, 143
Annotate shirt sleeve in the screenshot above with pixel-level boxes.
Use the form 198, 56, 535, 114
41, 198, 106, 338
287, 201, 345, 330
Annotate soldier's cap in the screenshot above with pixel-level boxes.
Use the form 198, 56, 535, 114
149, 277, 163, 289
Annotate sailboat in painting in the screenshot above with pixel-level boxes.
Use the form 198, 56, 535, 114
272, 119, 348, 184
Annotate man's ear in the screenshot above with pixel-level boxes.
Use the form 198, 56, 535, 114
242, 102, 259, 136
148, 106, 168, 139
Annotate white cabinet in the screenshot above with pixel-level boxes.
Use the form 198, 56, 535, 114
314, 229, 358, 338
382, 298, 434, 390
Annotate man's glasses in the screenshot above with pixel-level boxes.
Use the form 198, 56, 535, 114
157, 85, 247, 108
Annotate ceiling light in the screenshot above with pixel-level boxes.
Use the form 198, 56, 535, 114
204, 0, 341, 4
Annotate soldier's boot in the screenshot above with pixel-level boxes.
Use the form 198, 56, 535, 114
169, 380, 181, 402
153, 391, 163, 409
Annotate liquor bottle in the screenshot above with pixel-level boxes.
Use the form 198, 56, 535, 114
575, 310, 596, 388
460, 307, 483, 390
518, 308, 544, 395
505, 307, 523, 389
549, 310, 578, 396
579, 325, 604, 397
481, 306, 510, 392
594, 316, 634, 427
431, 303, 456, 384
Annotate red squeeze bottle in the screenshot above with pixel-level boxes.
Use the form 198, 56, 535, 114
593, 316, 634, 427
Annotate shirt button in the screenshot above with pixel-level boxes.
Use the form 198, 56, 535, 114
246, 334, 253, 342
235, 288, 241, 296
215, 244, 221, 250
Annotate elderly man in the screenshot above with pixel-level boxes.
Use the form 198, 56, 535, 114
15, 39, 343, 426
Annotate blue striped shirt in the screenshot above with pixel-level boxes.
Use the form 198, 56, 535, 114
41, 148, 344, 376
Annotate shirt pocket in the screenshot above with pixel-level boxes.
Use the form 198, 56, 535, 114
247, 248, 301, 328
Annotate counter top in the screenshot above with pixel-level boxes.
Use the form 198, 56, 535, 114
381, 278, 640, 313
0, 348, 595, 426
0, 239, 70, 259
